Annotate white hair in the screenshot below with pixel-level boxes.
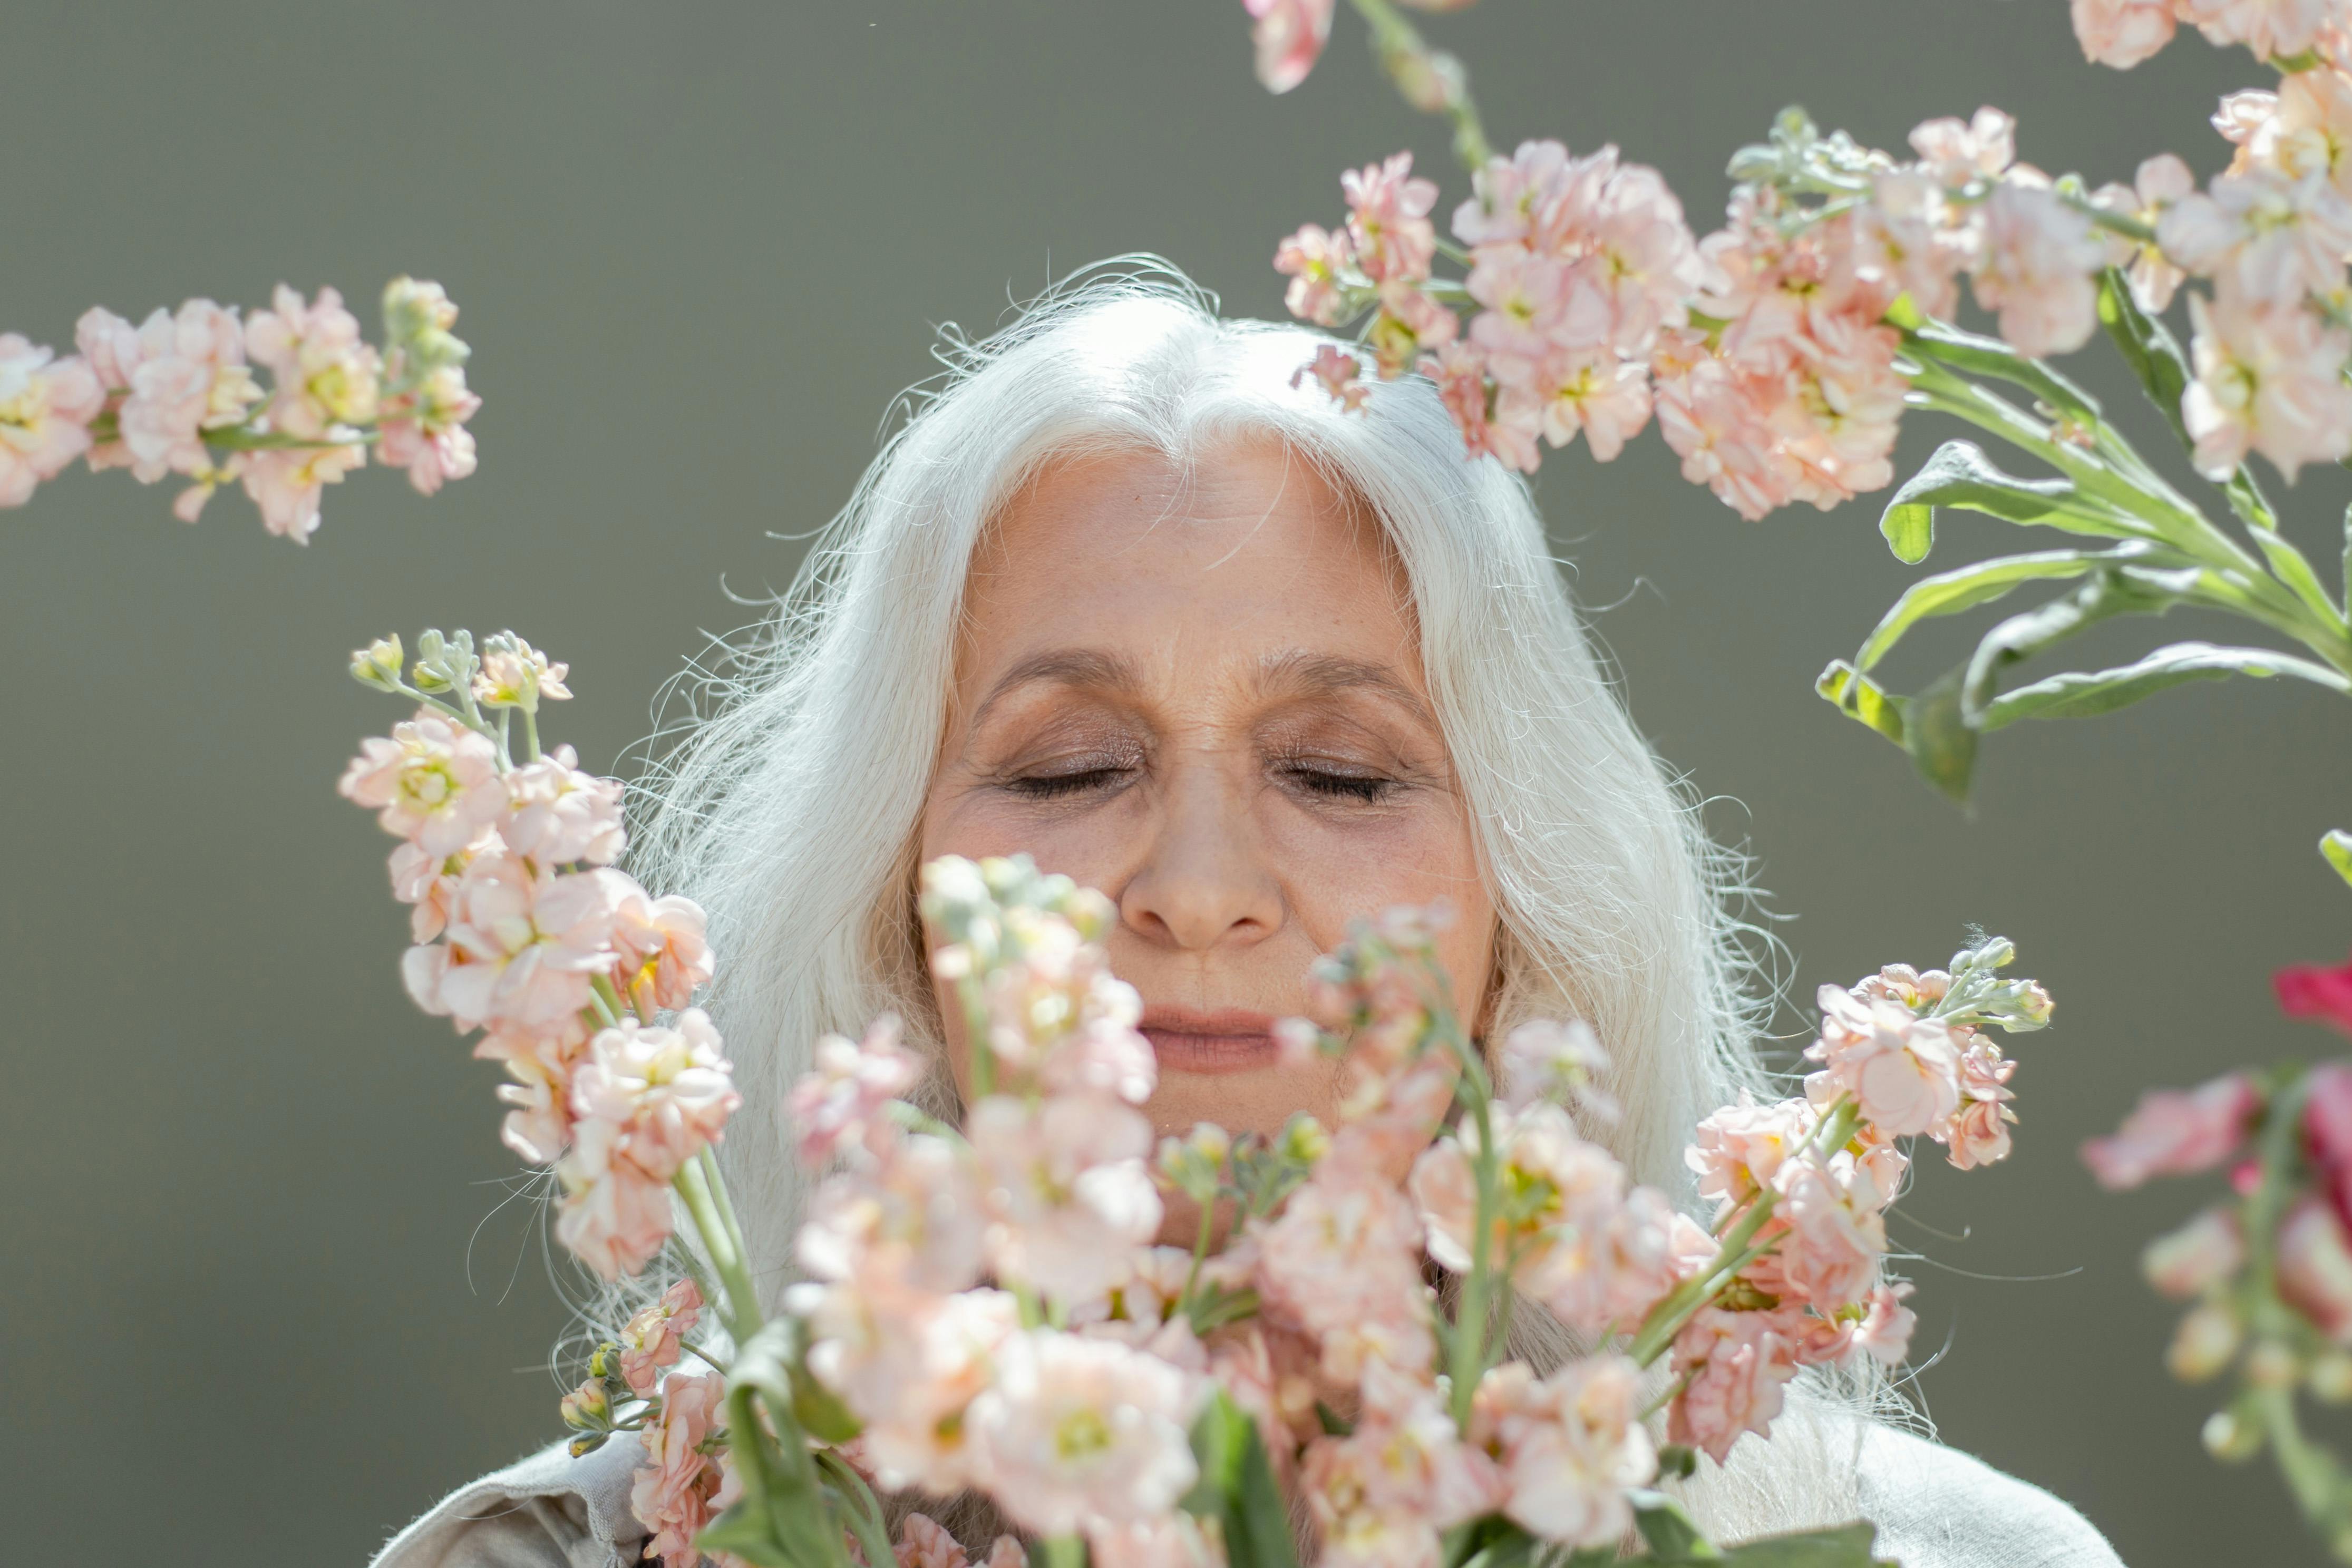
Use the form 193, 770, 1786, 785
630, 260, 1886, 1541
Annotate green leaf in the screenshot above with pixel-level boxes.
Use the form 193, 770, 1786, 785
1902, 666, 1979, 803
1854, 549, 2123, 673
697, 1324, 849, 1568
2323, 829, 2352, 890
1631, 1491, 1722, 1561
1906, 322, 2101, 426
1815, 660, 1907, 746
2096, 268, 2192, 448
1717, 1521, 1889, 1567
1180, 1391, 1299, 1568
1879, 500, 1933, 564
1875, 441, 2137, 554
1980, 641, 2352, 729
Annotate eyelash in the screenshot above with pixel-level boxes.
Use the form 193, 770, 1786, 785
1004, 766, 1131, 801
999, 752, 1405, 805
1278, 762, 1398, 804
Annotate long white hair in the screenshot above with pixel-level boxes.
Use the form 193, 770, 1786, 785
631, 260, 1880, 1540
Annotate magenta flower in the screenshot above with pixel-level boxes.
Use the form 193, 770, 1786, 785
2081, 1073, 2261, 1190
1242, 0, 1333, 93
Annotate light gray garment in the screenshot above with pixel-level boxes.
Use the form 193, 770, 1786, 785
369, 1423, 2122, 1568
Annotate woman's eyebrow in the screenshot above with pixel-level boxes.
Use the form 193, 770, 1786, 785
1253, 650, 1437, 729
969, 648, 1142, 729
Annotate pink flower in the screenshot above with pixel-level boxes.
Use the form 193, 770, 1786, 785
388, 828, 497, 942
2081, 1072, 2260, 1189
1258, 1162, 1433, 1380
2226, 69, 2352, 199
2162, 167, 2352, 307
968, 1093, 1162, 1306
1772, 1154, 1891, 1310
569, 1009, 739, 1179
1466, 251, 1577, 360
2175, 0, 2339, 59
1668, 1307, 1798, 1464
477, 1017, 592, 1163
789, 1014, 926, 1167
407, 858, 624, 1030
1496, 1017, 1617, 1118
1243, 0, 1333, 94
1367, 281, 1460, 379
499, 746, 624, 866
1087, 1515, 1220, 1568
1809, 984, 1963, 1137
2281, 1197, 2352, 1342
1651, 332, 1794, 521
1302, 1374, 1502, 1568
1970, 181, 2106, 358
2143, 1208, 2246, 1300
2278, 955, 2352, 1031
798, 1129, 987, 1298
1455, 141, 1574, 252
619, 1278, 704, 1395
1544, 147, 1701, 354
966, 1329, 1201, 1535
245, 285, 381, 440
2071, 0, 2178, 66
1909, 108, 2016, 186
1344, 152, 1441, 285
1499, 343, 1653, 460
1469, 1357, 1651, 1547
2304, 1060, 2352, 1233
2091, 155, 2195, 314
2181, 289, 2352, 481
1421, 341, 1540, 472
896, 1513, 969, 1568
1277, 225, 1359, 327
0, 335, 103, 508
799, 1287, 1014, 1491
1292, 344, 1369, 412
629, 1371, 730, 1568
338, 708, 506, 855
1940, 1038, 2019, 1171
1687, 1094, 1808, 1213
1851, 1282, 1918, 1367
114, 300, 262, 485
378, 362, 480, 495
238, 441, 365, 542
610, 883, 716, 1016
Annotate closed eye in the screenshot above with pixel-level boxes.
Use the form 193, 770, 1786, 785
1275, 762, 1399, 804
1003, 765, 1134, 800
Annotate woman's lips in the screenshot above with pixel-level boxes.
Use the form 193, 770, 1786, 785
1139, 1005, 1280, 1075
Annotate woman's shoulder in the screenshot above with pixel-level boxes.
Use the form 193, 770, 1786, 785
370, 1434, 649, 1568
1854, 1422, 2123, 1568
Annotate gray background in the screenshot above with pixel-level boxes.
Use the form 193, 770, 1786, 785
4, 2, 2345, 1563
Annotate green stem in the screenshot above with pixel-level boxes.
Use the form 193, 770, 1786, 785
520, 702, 542, 764
956, 973, 997, 1098
2058, 189, 2157, 245
1178, 1189, 1219, 1319
699, 1144, 755, 1304
1449, 1085, 1501, 1426
1043, 1535, 1088, 1568
1346, 0, 1491, 171
200, 423, 377, 453
673, 1156, 763, 1345
815, 1447, 895, 1568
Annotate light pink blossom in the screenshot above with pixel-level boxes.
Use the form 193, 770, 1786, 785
1455, 141, 1575, 252
1940, 1036, 2018, 1171
2091, 154, 2195, 313
2081, 1072, 2260, 1189
1344, 153, 1441, 285
1970, 181, 2106, 358
1499, 343, 1653, 460
1468, 1357, 1652, 1547
378, 362, 480, 494
0, 336, 102, 507
2229, 69, 2352, 199
1277, 225, 1359, 327
1466, 250, 1577, 361
388, 828, 497, 942
1909, 108, 2016, 186
568, 1009, 738, 1180
2181, 289, 2352, 480
789, 1014, 926, 1167
1421, 341, 1539, 471
1303, 1377, 1501, 1568
1772, 1153, 1892, 1311
619, 1278, 704, 1395
1851, 1282, 1919, 1367
896, 1513, 969, 1568
1088, 1515, 1223, 1568
2161, 167, 2352, 307
1258, 1163, 1433, 1380
500, 745, 624, 866
338, 708, 506, 855
968, 1093, 1163, 1305
1689, 1095, 1811, 1213
114, 300, 262, 485
1368, 281, 1460, 379
2144, 1208, 2247, 1300
245, 284, 381, 440
477, 1018, 591, 1163
2281, 1197, 2352, 1342
1668, 1307, 1798, 1464
610, 883, 716, 1015
2070, 0, 2178, 66
1244, 0, 1334, 94
1809, 984, 1964, 1137
629, 1371, 730, 1568
2175, 0, 2339, 60
796, 1286, 1016, 1492
1293, 344, 1369, 412
797, 1131, 988, 1299
1496, 1017, 1617, 1119
238, 440, 366, 542
1854, 169, 1970, 320
966, 1328, 1201, 1536
406, 858, 624, 1030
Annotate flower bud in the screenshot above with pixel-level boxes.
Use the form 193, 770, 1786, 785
1276, 1112, 1330, 1167
2246, 1339, 2301, 1388
2311, 1351, 2352, 1403
2201, 1406, 2264, 1463
2167, 1301, 2243, 1382
2142, 1209, 2244, 1300
349, 634, 404, 690
559, 1376, 614, 1430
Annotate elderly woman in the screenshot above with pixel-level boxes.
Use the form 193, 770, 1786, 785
374, 272, 2122, 1568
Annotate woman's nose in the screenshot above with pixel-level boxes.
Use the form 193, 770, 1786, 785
1117, 758, 1282, 952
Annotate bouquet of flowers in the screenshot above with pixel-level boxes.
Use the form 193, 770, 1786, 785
336, 632, 2055, 1568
